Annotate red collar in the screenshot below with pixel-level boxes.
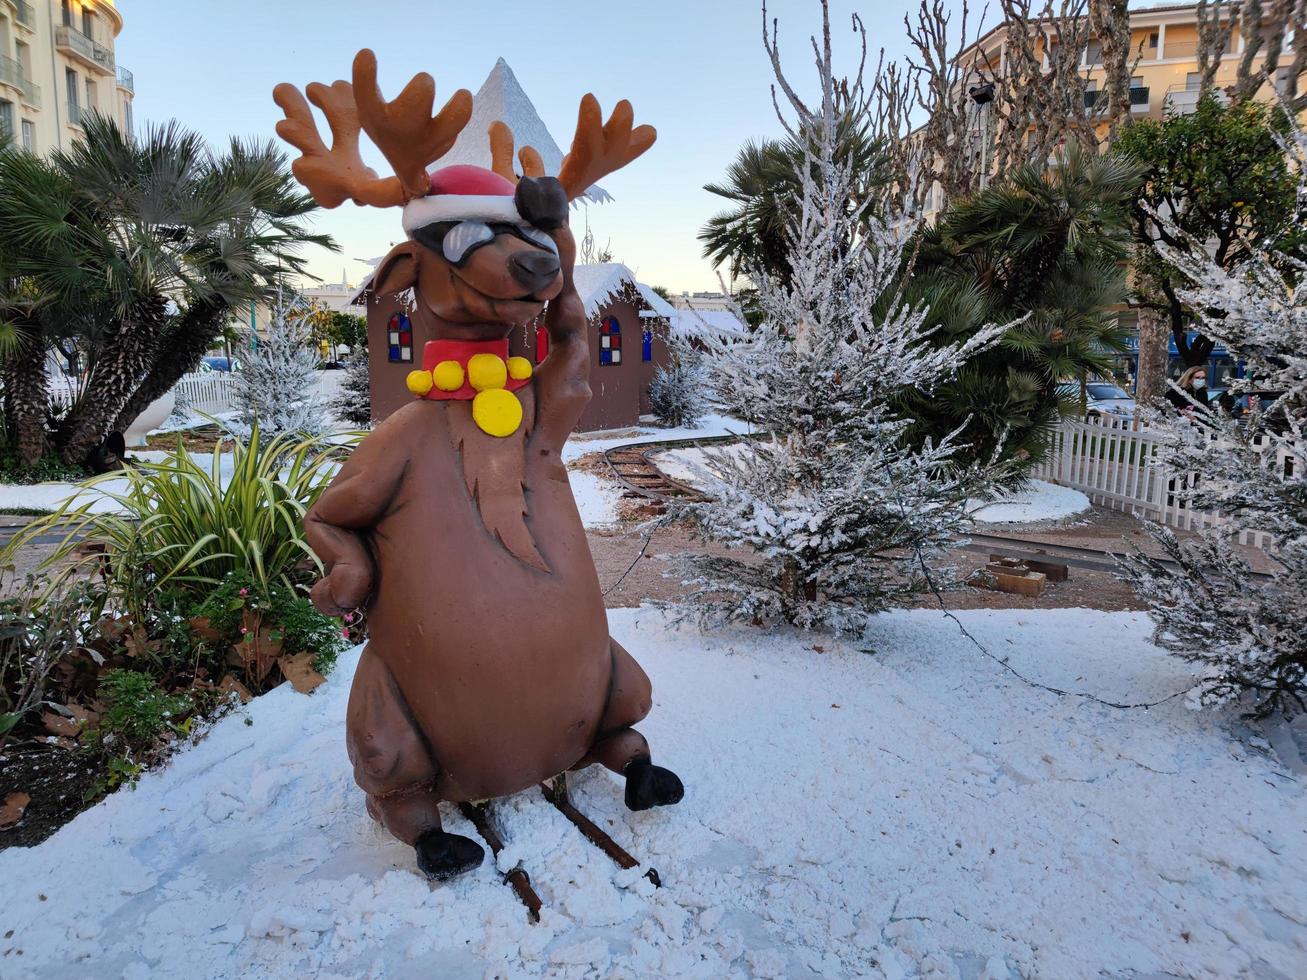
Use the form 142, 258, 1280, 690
419, 338, 530, 401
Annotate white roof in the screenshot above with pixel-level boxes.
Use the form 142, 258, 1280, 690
668, 308, 748, 339
572, 262, 674, 320
439, 58, 609, 204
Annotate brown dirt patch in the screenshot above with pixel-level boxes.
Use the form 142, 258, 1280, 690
0, 745, 100, 851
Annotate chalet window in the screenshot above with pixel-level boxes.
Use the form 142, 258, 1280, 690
642, 328, 652, 362
599, 316, 621, 366
387, 312, 412, 363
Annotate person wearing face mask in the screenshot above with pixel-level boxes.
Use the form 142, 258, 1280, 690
1166, 366, 1211, 412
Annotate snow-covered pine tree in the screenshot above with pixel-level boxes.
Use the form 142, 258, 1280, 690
665, 6, 1014, 634
649, 335, 709, 428
232, 304, 323, 437
330, 350, 373, 429
1119, 115, 1307, 718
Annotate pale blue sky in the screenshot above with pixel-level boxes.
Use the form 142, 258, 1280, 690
115, 0, 961, 293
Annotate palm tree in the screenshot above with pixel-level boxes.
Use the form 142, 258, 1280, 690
0, 114, 330, 467
902, 144, 1143, 469
699, 114, 884, 286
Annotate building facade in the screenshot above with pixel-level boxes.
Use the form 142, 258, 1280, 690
922, 2, 1298, 220
0, 0, 133, 156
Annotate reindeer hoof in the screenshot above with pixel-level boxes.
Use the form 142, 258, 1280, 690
415, 830, 484, 880
624, 759, 684, 811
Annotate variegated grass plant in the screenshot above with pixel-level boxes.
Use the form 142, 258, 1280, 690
3, 425, 352, 601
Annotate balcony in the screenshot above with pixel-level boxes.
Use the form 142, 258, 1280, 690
116, 66, 134, 93
0, 54, 39, 108
15, 0, 34, 30
55, 25, 115, 75
1163, 85, 1230, 116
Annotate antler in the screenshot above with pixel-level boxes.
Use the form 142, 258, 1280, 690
352, 49, 473, 201
273, 49, 473, 208
273, 79, 405, 209
557, 95, 656, 200
488, 121, 545, 184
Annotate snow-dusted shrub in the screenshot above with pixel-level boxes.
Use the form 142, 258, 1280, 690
665, 10, 1014, 634
233, 307, 323, 437
330, 350, 373, 429
649, 339, 709, 428
1119, 116, 1307, 718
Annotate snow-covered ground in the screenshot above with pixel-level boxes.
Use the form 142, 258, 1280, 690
969, 480, 1091, 525
658, 446, 1092, 528
3, 607, 1303, 979
561, 413, 744, 464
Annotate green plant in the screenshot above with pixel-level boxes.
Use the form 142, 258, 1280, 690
0, 450, 90, 485
195, 572, 345, 674
2, 425, 351, 599
94, 669, 191, 754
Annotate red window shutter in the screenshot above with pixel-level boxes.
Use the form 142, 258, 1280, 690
535, 324, 549, 362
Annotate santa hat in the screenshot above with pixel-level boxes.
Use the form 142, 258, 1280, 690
401, 165, 523, 234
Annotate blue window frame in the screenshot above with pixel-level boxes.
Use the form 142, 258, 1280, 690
598, 316, 622, 366
387, 312, 413, 363
642, 328, 652, 362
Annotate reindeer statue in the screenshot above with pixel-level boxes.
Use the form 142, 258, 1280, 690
272, 51, 683, 882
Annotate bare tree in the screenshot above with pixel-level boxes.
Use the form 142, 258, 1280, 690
1195, 0, 1237, 98
1088, 0, 1134, 140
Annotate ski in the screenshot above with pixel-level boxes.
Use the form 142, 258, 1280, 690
457, 801, 543, 923
541, 777, 662, 888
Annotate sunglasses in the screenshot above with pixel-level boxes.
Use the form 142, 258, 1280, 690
414, 221, 559, 267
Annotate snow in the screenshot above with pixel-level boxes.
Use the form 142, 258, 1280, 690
654, 443, 749, 486
668, 309, 749, 340
561, 412, 744, 465
969, 480, 1092, 525
567, 470, 624, 529
3, 606, 1304, 978
570, 263, 675, 321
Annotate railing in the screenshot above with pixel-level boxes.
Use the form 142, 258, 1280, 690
0, 54, 23, 90
1030, 413, 1290, 549
54, 25, 115, 73
1161, 38, 1199, 59
116, 66, 134, 92
15, 0, 34, 28
1080, 87, 1150, 112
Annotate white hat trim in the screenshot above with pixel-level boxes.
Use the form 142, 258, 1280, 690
402, 194, 523, 234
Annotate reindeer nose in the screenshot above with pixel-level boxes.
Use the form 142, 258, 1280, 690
507, 250, 560, 293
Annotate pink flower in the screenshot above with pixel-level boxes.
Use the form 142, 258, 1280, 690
343, 613, 355, 624
240, 626, 249, 635
341, 628, 350, 639
238, 588, 248, 597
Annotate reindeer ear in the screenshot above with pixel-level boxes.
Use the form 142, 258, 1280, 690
374, 241, 421, 296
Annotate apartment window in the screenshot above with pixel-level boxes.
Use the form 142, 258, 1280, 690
82, 8, 94, 40
1085, 39, 1103, 65
66, 67, 79, 123
1186, 72, 1202, 91
85, 78, 97, 112
21, 118, 33, 150
1148, 32, 1159, 48
123, 98, 132, 132
16, 41, 31, 79
61, 0, 71, 27
0, 101, 13, 140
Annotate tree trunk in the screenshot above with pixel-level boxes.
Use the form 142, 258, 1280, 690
56, 294, 168, 466
1089, 0, 1133, 143
1134, 306, 1170, 407
3, 338, 52, 466
112, 300, 228, 434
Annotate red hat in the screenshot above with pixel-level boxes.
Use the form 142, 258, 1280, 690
401, 165, 522, 233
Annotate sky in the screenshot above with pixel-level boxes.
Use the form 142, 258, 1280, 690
114, 0, 958, 295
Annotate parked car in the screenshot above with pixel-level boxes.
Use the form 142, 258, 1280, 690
1057, 381, 1136, 420
199, 356, 241, 373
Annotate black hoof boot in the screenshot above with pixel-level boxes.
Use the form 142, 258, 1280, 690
624, 758, 685, 811
414, 829, 485, 880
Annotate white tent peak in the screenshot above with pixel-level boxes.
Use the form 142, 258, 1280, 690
437, 58, 611, 204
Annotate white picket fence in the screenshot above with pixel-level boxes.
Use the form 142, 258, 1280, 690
173, 372, 240, 414
1031, 413, 1294, 548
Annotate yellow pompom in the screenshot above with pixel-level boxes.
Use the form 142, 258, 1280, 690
406, 369, 434, 397
467, 353, 508, 391
471, 388, 523, 437
506, 356, 533, 381
432, 359, 465, 392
